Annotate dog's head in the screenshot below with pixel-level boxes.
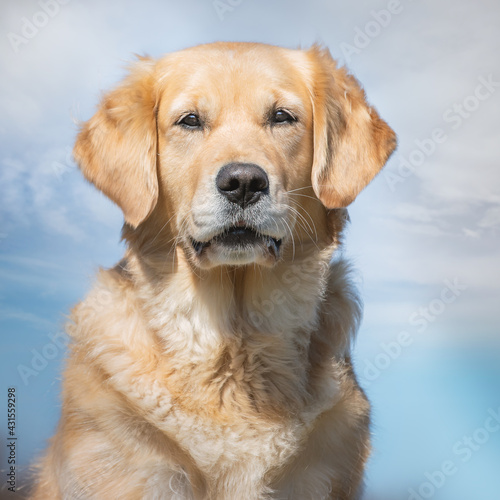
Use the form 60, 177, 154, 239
74, 43, 396, 269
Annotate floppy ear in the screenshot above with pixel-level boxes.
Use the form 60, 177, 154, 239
308, 46, 397, 208
73, 57, 159, 228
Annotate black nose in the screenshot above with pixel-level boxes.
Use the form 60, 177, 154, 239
216, 163, 269, 208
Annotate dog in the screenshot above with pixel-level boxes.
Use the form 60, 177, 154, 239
31, 42, 396, 499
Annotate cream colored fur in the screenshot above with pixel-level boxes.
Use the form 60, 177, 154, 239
31, 42, 395, 500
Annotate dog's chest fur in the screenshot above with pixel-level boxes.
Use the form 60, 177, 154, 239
63, 251, 355, 498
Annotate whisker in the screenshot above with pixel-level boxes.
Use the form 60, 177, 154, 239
284, 185, 314, 194
281, 218, 295, 261
148, 212, 178, 247
284, 207, 307, 244
288, 199, 318, 242
286, 206, 320, 252
287, 205, 315, 240
288, 193, 322, 203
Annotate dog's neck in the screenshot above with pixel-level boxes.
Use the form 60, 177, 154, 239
128, 241, 335, 338
118, 241, 343, 419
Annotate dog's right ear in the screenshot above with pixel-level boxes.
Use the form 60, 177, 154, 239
73, 57, 159, 228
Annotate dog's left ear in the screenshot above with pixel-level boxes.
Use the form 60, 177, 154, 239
308, 46, 397, 208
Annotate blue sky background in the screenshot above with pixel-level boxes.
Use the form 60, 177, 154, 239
1, 0, 499, 498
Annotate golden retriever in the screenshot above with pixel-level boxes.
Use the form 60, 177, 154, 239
32, 42, 396, 500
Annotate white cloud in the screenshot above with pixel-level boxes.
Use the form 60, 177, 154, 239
0, 157, 30, 225
389, 202, 469, 225
0, 254, 67, 270
41, 207, 86, 242
478, 206, 500, 228
0, 304, 55, 331
0, 144, 122, 243
462, 227, 481, 239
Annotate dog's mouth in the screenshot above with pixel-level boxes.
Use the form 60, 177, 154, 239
190, 226, 282, 261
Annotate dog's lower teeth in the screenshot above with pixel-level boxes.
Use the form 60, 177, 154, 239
192, 231, 281, 260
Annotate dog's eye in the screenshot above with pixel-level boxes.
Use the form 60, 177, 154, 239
177, 113, 202, 129
271, 109, 296, 125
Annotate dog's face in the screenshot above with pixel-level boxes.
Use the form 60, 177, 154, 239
156, 44, 317, 268
74, 43, 396, 269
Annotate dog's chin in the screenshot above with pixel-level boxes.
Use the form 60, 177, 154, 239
189, 227, 282, 268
